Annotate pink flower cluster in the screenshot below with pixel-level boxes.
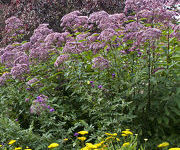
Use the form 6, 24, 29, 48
124, 0, 178, 23
60, 11, 89, 31
0, 2, 179, 84
11, 64, 29, 80
54, 54, 70, 67
2, 16, 25, 45
61, 10, 127, 32
92, 56, 110, 70
0, 72, 11, 86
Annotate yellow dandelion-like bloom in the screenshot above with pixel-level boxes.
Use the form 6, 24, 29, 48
116, 138, 120, 141
81, 147, 89, 150
157, 142, 169, 148
87, 81, 90, 84
94, 141, 105, 148
105, 136, 113, 141
78, 131, 89, 135
169, 148, 180, 150
105, 133, 117, 136
122, 130, 133, 135
14, 147, 22, 150
77, 137, 87, 141
86, 143, 98, 148
24, 147, 32, 150
48, 143, 59, 149
64, 138, 68, 141
121, 133, 127, 137
0, 145, 2, 147
122, 142, 130, 147
8, 140, 16, 145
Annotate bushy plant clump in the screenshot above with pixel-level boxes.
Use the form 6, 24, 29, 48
0, 0, 180, 149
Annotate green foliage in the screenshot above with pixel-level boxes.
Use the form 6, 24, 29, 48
0, 20, 180, 150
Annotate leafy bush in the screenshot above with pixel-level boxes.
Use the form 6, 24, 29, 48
0, 0, 180, 149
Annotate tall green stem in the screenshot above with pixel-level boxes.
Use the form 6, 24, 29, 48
167, 25, 170, 69
147, 44, 151, 111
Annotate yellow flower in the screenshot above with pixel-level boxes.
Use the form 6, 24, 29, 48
14, 147, 22, 150
122, 142, 130, 147
157, 142, 169, 148
24, 147, 32, 150
87, 81, 90, 84
105, 136, 113, 141
116, 138, 120, 141
86, 143, 98, 148
81, 147, 89, 150
94, 141, 105, 148
64, 138, 68, 141
169, 148, 180, 150
48, 143, 59, 149
122, 130, 133, 135
121, 134, 127, 137
77, 137, 87, 141
105, 133, 117, 136
8, 140, 16, 145
78, 131, 88, 135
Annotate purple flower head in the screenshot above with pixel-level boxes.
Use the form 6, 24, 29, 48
106, 48, 110, 52
25, 98, 30, 102
37, 96, 41, 100
47, 105, 51, 109
15, 119, 18, 121
74, 133, 79, 137
91, 84, 95, 88
115, 44, 119, 47
120, 50, 127, 54
50, 108, 55, 112
98, 85, 103, 89
26, 87, 31, 90
30, 95, 49, 115
138, 52, 142, 56
90, 81, 94, 84
112, 73, 116, 77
